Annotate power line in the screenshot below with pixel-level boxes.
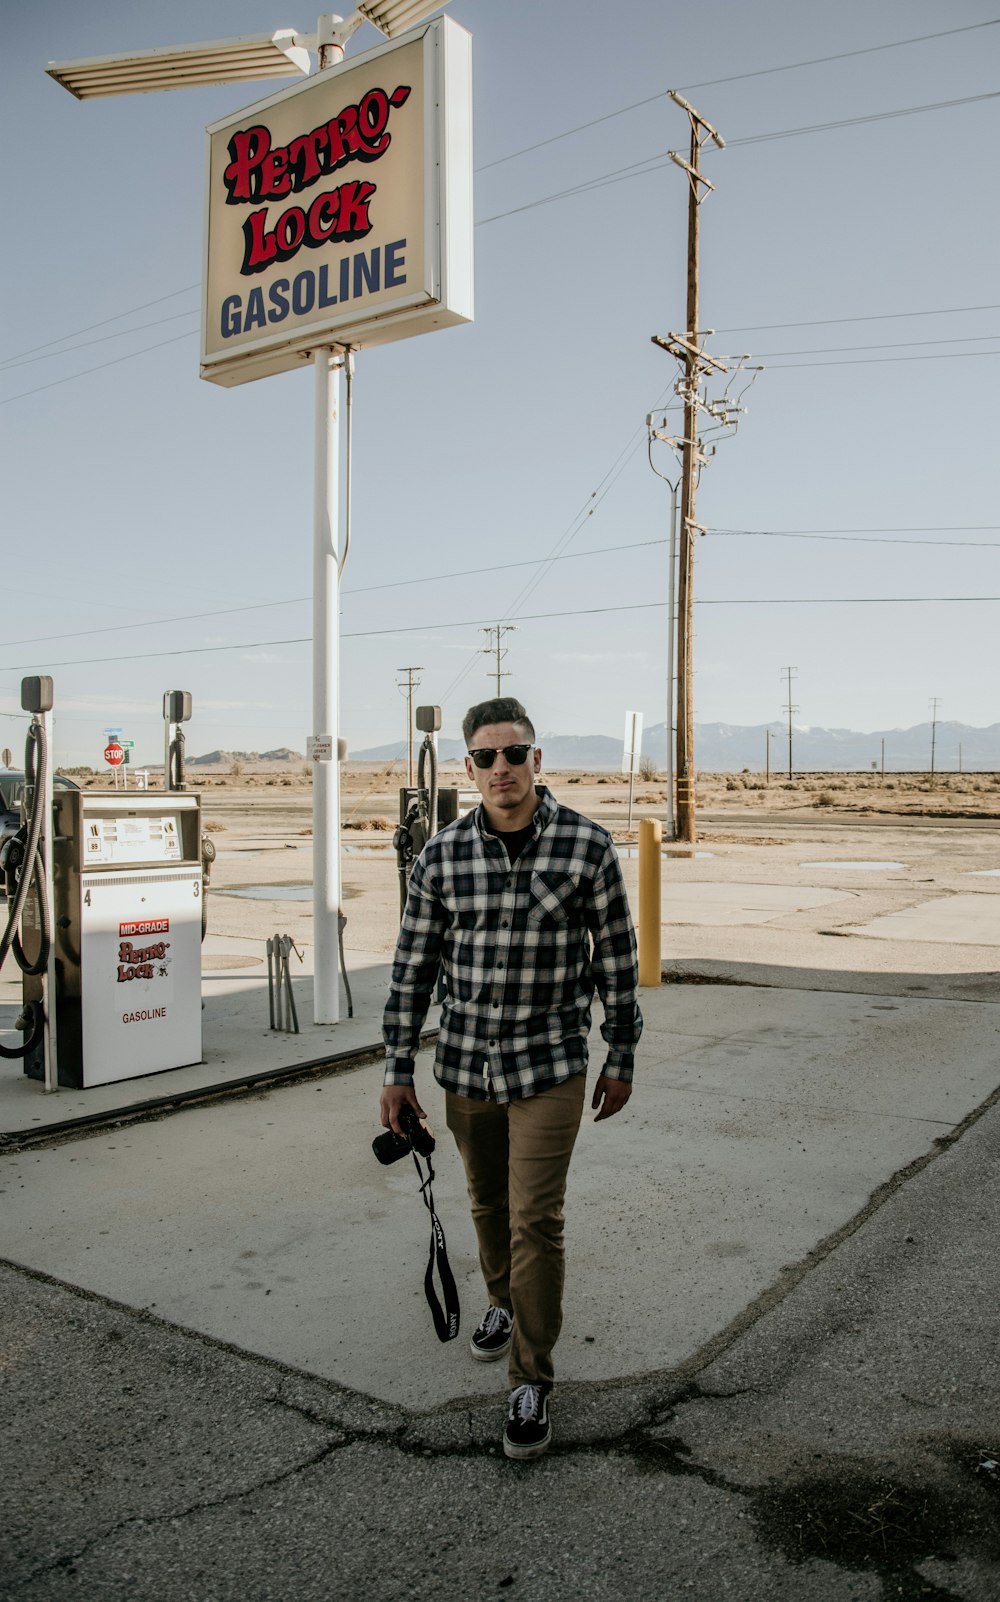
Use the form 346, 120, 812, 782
0, 307, 199, 372
722, 90, 1000, 150
712, 528, 1000, 548
476, 91, 1000, 229
5, 597, 998, 674
0, 284, 200, 366
9, 518, 1000, 655
473, 19, 1000, 173
7, 81, 997, 403
713, 301, 1000, 335
752, 333, 1000, 359
678, 19, 1000, 92
1, 536, 671, 651
0, 331, 195, 407
762, 349, 1000, 370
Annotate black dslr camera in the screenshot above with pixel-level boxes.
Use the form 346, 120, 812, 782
372, 1102, 436, 1166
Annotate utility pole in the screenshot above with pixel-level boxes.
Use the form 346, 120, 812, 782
765, 727, 772, 785
651, 93, 726, 843
782, 667, 798, 778
482, 624, 516, 696
929, 697, 941, 778
397, 666, 422, 786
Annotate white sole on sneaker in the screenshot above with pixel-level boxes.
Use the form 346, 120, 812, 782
469, 1334, 512, 1362
503, 1426, 552, 1461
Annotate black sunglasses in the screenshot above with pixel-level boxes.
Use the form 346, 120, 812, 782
467, 744, 535, 770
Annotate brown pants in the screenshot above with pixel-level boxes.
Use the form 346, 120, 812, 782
445, 1072, 587, 1388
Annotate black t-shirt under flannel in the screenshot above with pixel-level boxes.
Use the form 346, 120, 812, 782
382, 786, 642, 1102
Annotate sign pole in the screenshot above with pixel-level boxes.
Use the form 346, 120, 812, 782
313, 346, 342, 1024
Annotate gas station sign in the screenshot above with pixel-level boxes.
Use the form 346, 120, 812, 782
201, 16, 473, 386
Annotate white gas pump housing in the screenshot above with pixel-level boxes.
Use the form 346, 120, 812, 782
23, 792, 204, 1087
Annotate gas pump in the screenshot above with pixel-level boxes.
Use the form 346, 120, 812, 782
1, 677, 205, 1089
0, 677, 54, 1066
393, 706, 461, 915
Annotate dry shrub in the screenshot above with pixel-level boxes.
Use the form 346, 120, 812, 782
814, 791, 835, 807
202, 819, 226, 833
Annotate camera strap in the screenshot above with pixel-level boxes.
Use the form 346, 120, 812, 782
411, 1149, 461, 1343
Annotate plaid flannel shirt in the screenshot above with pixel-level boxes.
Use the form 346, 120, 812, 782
382, 786, 642, 1102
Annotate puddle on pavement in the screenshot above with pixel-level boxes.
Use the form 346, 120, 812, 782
344, 843, 392, 856
968, 868, 1000, 877
800, 860, 908, 871
219, 884, 312, 901
618, 847, 715, 860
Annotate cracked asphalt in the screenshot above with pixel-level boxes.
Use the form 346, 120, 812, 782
3, 1083, 998, 1601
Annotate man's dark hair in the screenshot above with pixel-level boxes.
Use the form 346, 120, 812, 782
462, 697, 536, 746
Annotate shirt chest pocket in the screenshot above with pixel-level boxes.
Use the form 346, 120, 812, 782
527, 870, 581, 929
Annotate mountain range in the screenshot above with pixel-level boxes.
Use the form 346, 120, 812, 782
350, 720, 999, 773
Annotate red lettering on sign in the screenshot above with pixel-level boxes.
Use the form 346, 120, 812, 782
240, 181, 376, 274
222, 85, 411, 205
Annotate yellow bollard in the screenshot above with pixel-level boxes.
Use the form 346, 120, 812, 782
638, 817, 663, 986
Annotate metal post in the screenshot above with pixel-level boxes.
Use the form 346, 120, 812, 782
39, 709, 58, 1093
313, 347, 342, 1025
665, 482, 677, 840
638, 817, 663, 987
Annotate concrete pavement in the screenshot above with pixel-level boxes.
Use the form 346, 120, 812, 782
2, 811, 1000, 1596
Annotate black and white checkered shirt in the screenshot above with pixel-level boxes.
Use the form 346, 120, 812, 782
382, 786, 643, 1102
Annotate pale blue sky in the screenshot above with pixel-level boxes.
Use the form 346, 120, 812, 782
2, 0, 997, 766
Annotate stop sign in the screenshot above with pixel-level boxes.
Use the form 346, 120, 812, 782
104, 743, 125, 767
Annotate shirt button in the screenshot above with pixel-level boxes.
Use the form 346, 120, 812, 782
500, 919, 509, 928
492, 1000, 499, 1008
497, 961, 504, 969
489, 1039, 497, 1047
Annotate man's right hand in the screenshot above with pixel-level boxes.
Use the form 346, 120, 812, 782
379, 1083, 427, 1138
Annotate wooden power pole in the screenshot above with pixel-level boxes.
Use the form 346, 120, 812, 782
482, 624, 516, 695
397, 666, 422, 785
653, 93, 726, 843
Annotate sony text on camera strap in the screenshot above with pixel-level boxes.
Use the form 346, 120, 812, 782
410, 1146, 460, 1342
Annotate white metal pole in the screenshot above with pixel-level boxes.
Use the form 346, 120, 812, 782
40, 710, 58, 1093
313, 347, 342, 1024
665, 483, 677, 841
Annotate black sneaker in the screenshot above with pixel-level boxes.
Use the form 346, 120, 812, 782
503, 1383, 552, 1460
470, 1305, 514, 1362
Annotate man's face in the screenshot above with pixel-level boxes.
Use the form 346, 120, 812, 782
464, 721, 542, 815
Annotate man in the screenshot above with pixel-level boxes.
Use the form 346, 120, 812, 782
380, 697, 642, 1460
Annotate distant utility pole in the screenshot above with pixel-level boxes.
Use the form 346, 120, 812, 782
649, 92, 758, 843
482, 624, 516, 696
929, 696, 941, 778
782, 667, 798, 778
397, 666, 422, 785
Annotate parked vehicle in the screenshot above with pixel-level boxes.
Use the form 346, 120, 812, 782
0, 771, 80, 855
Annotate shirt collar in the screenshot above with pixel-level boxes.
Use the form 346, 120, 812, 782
474, 784, 556, 843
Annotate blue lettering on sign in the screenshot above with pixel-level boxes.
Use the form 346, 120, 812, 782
354, 246, 381, 299
218, 239, 409, 338
268, 279, 290, 323
243, 287, 266, 330
292, 271, 316, 316
385, 239, 407, 287
221, 295, 242, 337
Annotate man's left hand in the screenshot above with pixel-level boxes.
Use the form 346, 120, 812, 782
592, 1075, 632, 1122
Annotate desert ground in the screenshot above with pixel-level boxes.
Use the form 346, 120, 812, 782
65, 759, 1000, 829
